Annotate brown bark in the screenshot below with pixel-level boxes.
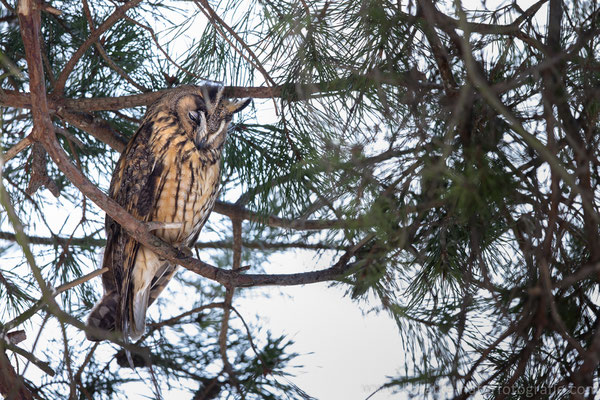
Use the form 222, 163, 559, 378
0, 349, 34, 400
17, 0, 54, 144
0, 68, 423, 112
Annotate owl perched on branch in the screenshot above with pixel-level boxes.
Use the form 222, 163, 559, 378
87, 84, 250, 341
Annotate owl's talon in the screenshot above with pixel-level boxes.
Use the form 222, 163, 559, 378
174, 244, 193, 258
146, 221, 184, 231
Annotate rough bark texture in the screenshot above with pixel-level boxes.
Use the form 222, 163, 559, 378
0, 350, 34, 400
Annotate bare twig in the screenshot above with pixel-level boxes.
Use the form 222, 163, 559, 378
213, 201, 345, 230
147, 302, 226, 330
20, 315, 50, 383
55, 126, 85, 149
74, 343, 98, 400
218, 218, 243, 397
40, 4, 61, 16
3, 134, 33, 162
230, 305, 263, 364
56, 267, 109, 295
59, 321, 77, 399
2, 340, 55, 376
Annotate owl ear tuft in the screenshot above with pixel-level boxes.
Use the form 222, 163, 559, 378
202, 82, 224, 110
227, 98, 252, 115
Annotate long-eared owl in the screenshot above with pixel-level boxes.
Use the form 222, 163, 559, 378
86, 84, 250, 341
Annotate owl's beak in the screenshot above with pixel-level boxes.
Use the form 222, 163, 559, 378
192, 110, 208, 148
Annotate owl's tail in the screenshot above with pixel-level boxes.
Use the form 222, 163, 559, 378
127, 259, 174, 341
129, 284, 151, 341
86, 290, 119, 341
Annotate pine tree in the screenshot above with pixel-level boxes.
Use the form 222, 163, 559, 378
1, 0, 600, 398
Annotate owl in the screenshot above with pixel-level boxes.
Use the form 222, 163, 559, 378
86, 84, 250, 341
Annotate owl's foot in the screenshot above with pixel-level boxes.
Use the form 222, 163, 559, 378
174, 243, 193, 258
146, 221, 184, 231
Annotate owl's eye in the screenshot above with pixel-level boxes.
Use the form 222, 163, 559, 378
188, 111, 202, 124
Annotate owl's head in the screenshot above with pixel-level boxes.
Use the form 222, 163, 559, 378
158, 83, 251, 150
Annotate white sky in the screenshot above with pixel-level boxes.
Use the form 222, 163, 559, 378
237, 251, 404, 400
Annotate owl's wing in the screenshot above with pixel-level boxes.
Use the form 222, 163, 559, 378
104, 122, 169, 339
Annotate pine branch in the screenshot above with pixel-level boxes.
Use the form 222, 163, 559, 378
0, 68, 436, 111
52, 0, 143, 95
81, 0, 148, 93
213, 201, 346, 230
147, 302, 226, 330
0, 230, 341, 250
123, 14, 208, 82
194, 0, 276, 87
2, 267, 108, 333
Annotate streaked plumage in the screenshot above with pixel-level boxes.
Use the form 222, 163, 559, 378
87, 84, 250, 341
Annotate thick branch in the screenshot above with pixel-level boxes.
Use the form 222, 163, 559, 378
17, 0, 54, 141
1, 68, 434, 112
57, 108, 128, 152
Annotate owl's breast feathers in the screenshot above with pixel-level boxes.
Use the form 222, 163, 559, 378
117, 109, 222, 244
